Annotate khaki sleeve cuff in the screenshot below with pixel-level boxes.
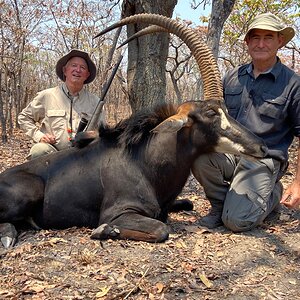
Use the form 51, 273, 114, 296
33, 131, 45, 143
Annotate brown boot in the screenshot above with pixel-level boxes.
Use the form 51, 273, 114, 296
199, 201, 223, 228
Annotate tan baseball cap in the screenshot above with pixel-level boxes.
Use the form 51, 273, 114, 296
244, 13, 295, 46
56, 49, 97, 84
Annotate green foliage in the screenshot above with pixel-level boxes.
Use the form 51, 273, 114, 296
220, 0, 300, 70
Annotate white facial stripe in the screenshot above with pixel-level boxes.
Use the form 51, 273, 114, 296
218, 108, 231, 130
214, 136, 246, 155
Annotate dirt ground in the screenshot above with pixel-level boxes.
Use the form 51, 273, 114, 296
0, 130, 299, 300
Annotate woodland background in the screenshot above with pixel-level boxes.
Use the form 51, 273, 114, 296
0, 1, 300, 299
0, 0, 299, 139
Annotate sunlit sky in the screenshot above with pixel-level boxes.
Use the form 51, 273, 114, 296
174, 0, 210, 25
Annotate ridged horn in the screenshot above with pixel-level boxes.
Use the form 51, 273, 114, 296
118, 25, 168, 48
94, 13, 223, 101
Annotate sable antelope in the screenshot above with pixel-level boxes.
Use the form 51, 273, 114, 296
0, 14, 267, 247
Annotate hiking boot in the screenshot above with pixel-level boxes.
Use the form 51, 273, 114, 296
199, 203, 223, 228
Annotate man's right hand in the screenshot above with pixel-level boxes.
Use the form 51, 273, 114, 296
40, 134, 56, 144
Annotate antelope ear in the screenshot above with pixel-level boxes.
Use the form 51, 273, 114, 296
151, 116, 189, 133
151, 102, 197, 133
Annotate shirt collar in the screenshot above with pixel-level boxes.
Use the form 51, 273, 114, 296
62, 83, 85, 100
242, 57, 282, 80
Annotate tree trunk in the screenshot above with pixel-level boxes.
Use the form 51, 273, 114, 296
207, 0, 236, 59
0, 70, 8, 143
122, 0, 178, 112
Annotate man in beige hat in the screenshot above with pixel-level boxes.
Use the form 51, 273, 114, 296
18, 49, 102, 159
192, 12, 300, 230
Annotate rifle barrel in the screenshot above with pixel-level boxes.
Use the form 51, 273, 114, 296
86, 54, 123, 131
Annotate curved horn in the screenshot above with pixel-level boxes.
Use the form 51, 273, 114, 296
118, 25, 168, 48
94, 13, 223, 101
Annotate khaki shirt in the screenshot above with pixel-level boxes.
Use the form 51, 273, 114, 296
18, 83, 100, 150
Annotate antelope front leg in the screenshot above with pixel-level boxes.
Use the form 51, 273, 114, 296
91, 213, 169, 243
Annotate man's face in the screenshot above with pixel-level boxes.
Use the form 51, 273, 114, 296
63, 57, 90, 86
246, 29, 284, 63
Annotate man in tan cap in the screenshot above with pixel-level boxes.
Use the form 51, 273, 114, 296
18, 49, 102, 159
192, 12, 300, 230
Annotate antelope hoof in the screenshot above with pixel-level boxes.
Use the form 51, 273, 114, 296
0, 223, 18, 248
1, 236, 16, 248
91, 224, 120, 240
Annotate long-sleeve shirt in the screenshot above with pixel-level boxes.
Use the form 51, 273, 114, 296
18, 83, 100, 150
223, 58, 300, 162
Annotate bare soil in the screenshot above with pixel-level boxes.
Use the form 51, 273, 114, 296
0, 129, 299, 300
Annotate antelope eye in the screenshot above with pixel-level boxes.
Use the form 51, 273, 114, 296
206, 109, 218, 117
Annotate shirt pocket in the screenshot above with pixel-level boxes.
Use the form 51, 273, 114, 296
46, 110, 67, 130
258, 94, 287, 119
224, 86, 243, 118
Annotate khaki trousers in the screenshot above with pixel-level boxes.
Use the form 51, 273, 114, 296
28, 143, 58, 160
192, 153, 284, 232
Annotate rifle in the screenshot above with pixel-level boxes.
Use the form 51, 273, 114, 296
73, 54, 123, 147
85, 54, 123, 131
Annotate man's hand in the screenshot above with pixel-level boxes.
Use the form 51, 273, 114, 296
40, 134, 56, 144
280, 181, 300, 209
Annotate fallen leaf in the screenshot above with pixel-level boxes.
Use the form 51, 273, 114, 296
95, 286, 111, 298
0, 290, 14, 297
164, 263, 175, 272
176, 241, 187, 248
149, 293, 156, 300
22, 281, 56, 294
196, 227, 213, 234
216, 251, 224, 257
199, 273, 213, 288
48, 237, 68, 246
156, 282, 165, 293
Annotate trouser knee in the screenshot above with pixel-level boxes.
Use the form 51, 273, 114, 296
222, 191, 267, 232
192, 153, 235, 183
192, 153, 235, 202
28, 143, 58, 160
222, 187, 282, 232
221, 158, 283, 232
192, 153, 213, 182
222, 213, 263, 232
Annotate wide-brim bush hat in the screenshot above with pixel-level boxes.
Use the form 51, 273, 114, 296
56, 49, 97, 84
244, 12, 295, 46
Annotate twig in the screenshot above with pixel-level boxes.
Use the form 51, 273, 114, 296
123, 266, 151, 299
